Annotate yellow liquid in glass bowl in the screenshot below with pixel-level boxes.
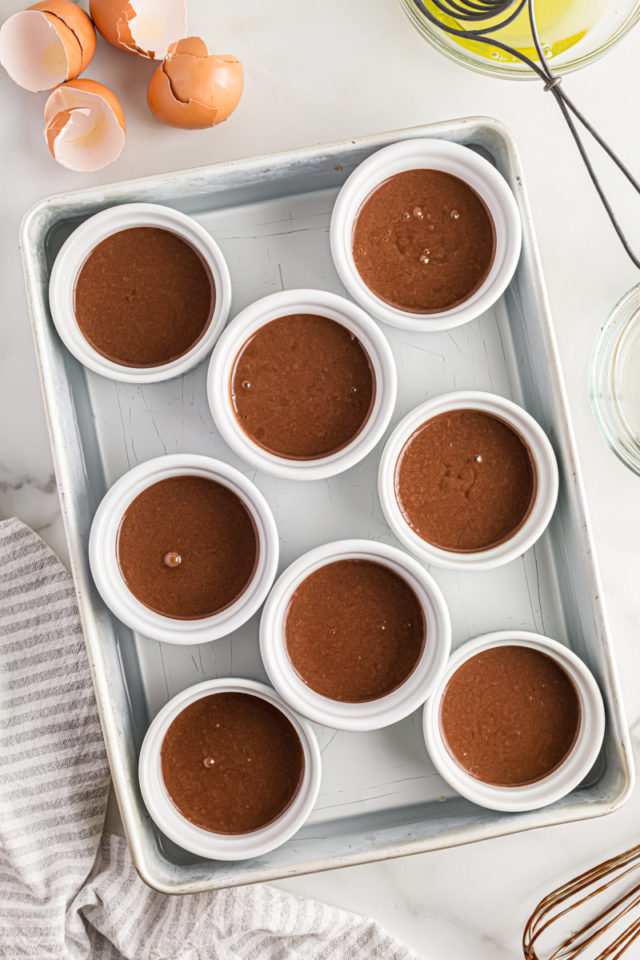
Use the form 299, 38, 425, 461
419, 0, 608, 63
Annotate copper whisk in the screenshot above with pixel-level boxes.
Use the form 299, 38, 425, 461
523, 843, 640, 960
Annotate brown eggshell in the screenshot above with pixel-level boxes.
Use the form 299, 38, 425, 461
61, 77, 126, 131
45, 78, 126, 171
40, 10, 82, 78
89, 0, 187, 59
31, 0, 96, 70
0, 0, 95, 91
147, 37, 244, 130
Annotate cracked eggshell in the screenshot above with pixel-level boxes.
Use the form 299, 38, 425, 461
147, 36, 244, 129
90, 0, 187, 59
0, 0, 96, 92
45, 78, 126, 172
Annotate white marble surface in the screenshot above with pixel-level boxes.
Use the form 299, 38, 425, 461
2, 0, 640, 956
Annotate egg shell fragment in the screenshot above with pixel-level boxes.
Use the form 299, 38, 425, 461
45, 78, 126, 172
89, 0, 187, 59
0, 0, 96, 92
147, 37, 244, 129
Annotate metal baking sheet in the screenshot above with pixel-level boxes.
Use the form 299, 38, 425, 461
20, 118, 634, 894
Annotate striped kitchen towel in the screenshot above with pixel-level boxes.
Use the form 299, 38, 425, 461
0, 518, 418, 960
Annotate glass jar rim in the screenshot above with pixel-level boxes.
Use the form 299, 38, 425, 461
590, 282, 640, 476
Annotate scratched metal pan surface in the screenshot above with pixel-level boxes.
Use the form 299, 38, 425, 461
20, 117, 634, 894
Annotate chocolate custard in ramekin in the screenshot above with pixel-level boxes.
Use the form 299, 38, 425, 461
138, 679, 321, 860
284, 557, 426, 703
207, 290, 397, 481
230, 312, 375, 461
89, 454, 279, 645
161, 691, 305, 834
351, 168, 495, 315
395, 408, 536, 554
422, 632, 605, 813
116, 474, 258, 621
260, 539, 451, 731
74, 226, 215, 368
440, 644, 580, 787
49, 204, 232, 383
378, 392, 559, 572
330, 139, 521, 332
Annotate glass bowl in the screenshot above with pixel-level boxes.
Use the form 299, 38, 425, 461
590, 283, 640, 476
400, 0, 640, 80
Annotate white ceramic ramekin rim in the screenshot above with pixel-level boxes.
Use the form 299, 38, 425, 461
423, 631, 606, 812
260, 538, 451, 731
206, 289, 398, 481
329, 138, 522, 332
139, 677, 321, 860
89, 454, 279, 645
49, 202, 232, 383
378, 391, 559, 571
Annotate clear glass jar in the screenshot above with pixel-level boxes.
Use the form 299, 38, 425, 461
400, 0, 640, 80
590, 283, 640, 476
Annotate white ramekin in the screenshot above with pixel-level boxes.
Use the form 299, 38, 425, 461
378, 391, 558, 571
49, 202, 232, 383
330, 138, 522, 332
207, 289, 397, 481
423, 631, 606, 812
260, 539, 451, 731
139, 678, 321, 860
89, 454, 279, 645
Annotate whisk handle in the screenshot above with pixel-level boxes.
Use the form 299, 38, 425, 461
544, 82, 640, 270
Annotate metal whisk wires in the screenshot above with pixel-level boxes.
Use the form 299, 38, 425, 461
410, 0, 541, 72
523, 843, 640, 960
409, 0, 640, 270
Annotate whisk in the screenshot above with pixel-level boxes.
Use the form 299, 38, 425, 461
523, 842, 640, 959
410, 0, 640, 269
